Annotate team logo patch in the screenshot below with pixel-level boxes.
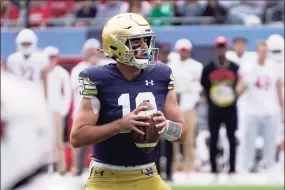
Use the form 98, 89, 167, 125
94, 170, 104, 176
170, 73, 174, 81
144, 167, 154, 176
78, 79, 85, 94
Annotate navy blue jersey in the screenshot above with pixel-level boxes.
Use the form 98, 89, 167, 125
78, 63, 174, 166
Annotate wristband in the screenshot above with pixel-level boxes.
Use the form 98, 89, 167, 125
161, 120, 182, 142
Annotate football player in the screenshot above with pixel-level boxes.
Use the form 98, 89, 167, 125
1, 69, 54, 190
6, 28, 52, 99
70, 13, 187, 190
44, 46, 72, 174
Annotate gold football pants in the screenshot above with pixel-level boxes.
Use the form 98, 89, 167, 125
85, 164, 171, 190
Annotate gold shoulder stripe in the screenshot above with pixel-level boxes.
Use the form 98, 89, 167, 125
168, 73, 175, 90
78, 77, 98, 97
170, 73, 175, 81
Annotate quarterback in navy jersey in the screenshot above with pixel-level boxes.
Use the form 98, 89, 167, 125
71, 13, 187, 190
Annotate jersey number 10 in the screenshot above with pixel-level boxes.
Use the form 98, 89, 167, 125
118, 92, 157, 116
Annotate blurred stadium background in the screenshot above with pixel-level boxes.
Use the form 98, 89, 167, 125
1, 0, 284, 190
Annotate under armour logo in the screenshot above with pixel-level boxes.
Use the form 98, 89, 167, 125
94, 170, 104, 176
145, 80, 154, 86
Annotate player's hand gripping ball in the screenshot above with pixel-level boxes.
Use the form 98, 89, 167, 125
131, 101, 160, 153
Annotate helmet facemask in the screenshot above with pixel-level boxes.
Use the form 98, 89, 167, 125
268, 49, 284, 63
16, 29, 38, 56
17, 42, 36, 56
266, 34, 284, 63
105, 32, 159, 69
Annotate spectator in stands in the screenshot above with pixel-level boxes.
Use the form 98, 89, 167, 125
95, 0, 128, 27
168, 39, 203, 174
228, 0, 265, 25
200, 36, 239, 174
1, 0, 21, 27
28, 1, 52, 28
172, 2, 184, 25
126, 0, 152, 18
148, 1, 174, 26
180, 0, 205, 17
202, 0, 228, 24
218, 1, 240, 9
46, 0, 75, 19
74, 0, 97, 26
263, 1, 284, 23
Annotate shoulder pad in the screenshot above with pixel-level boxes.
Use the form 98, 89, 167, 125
78, 65, 106, 98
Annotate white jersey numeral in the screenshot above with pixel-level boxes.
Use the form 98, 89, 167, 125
118, 92, 157, 116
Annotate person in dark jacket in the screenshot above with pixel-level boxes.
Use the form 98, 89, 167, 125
202, 0, 228, 24
200, 36, 239, 174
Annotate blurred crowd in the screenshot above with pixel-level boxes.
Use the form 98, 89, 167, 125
155, 35, 284, 180
1, 0, 284, 28
1, 26, 284, 184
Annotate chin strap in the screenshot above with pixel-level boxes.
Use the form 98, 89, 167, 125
160, 120, 182, 142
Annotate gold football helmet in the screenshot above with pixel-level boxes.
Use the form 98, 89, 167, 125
101, 13, 158, 69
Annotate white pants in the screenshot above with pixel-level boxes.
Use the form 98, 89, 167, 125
236, 102, 247, 172
243, 114, 278, 171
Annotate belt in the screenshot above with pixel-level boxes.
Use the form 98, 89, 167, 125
89, 160, 155, 171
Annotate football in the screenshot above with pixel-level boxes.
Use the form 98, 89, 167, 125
131, 101, 160, 153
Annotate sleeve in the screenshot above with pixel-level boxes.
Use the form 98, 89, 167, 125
78, 69, 98, 98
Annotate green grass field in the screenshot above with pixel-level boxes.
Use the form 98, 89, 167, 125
171, 186, 284, 190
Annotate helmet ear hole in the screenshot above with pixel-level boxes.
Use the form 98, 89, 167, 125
110, 46, 117, 51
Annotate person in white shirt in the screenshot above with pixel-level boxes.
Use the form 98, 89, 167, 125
267, 34, 284, 170
226, 37, 256, 172
44, 46, 72, 174
70, 38, 110, 176
6, 28, 53, 100
1, 69, 54, 190
168, 39, 203, 173
236, 41, 284, 172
